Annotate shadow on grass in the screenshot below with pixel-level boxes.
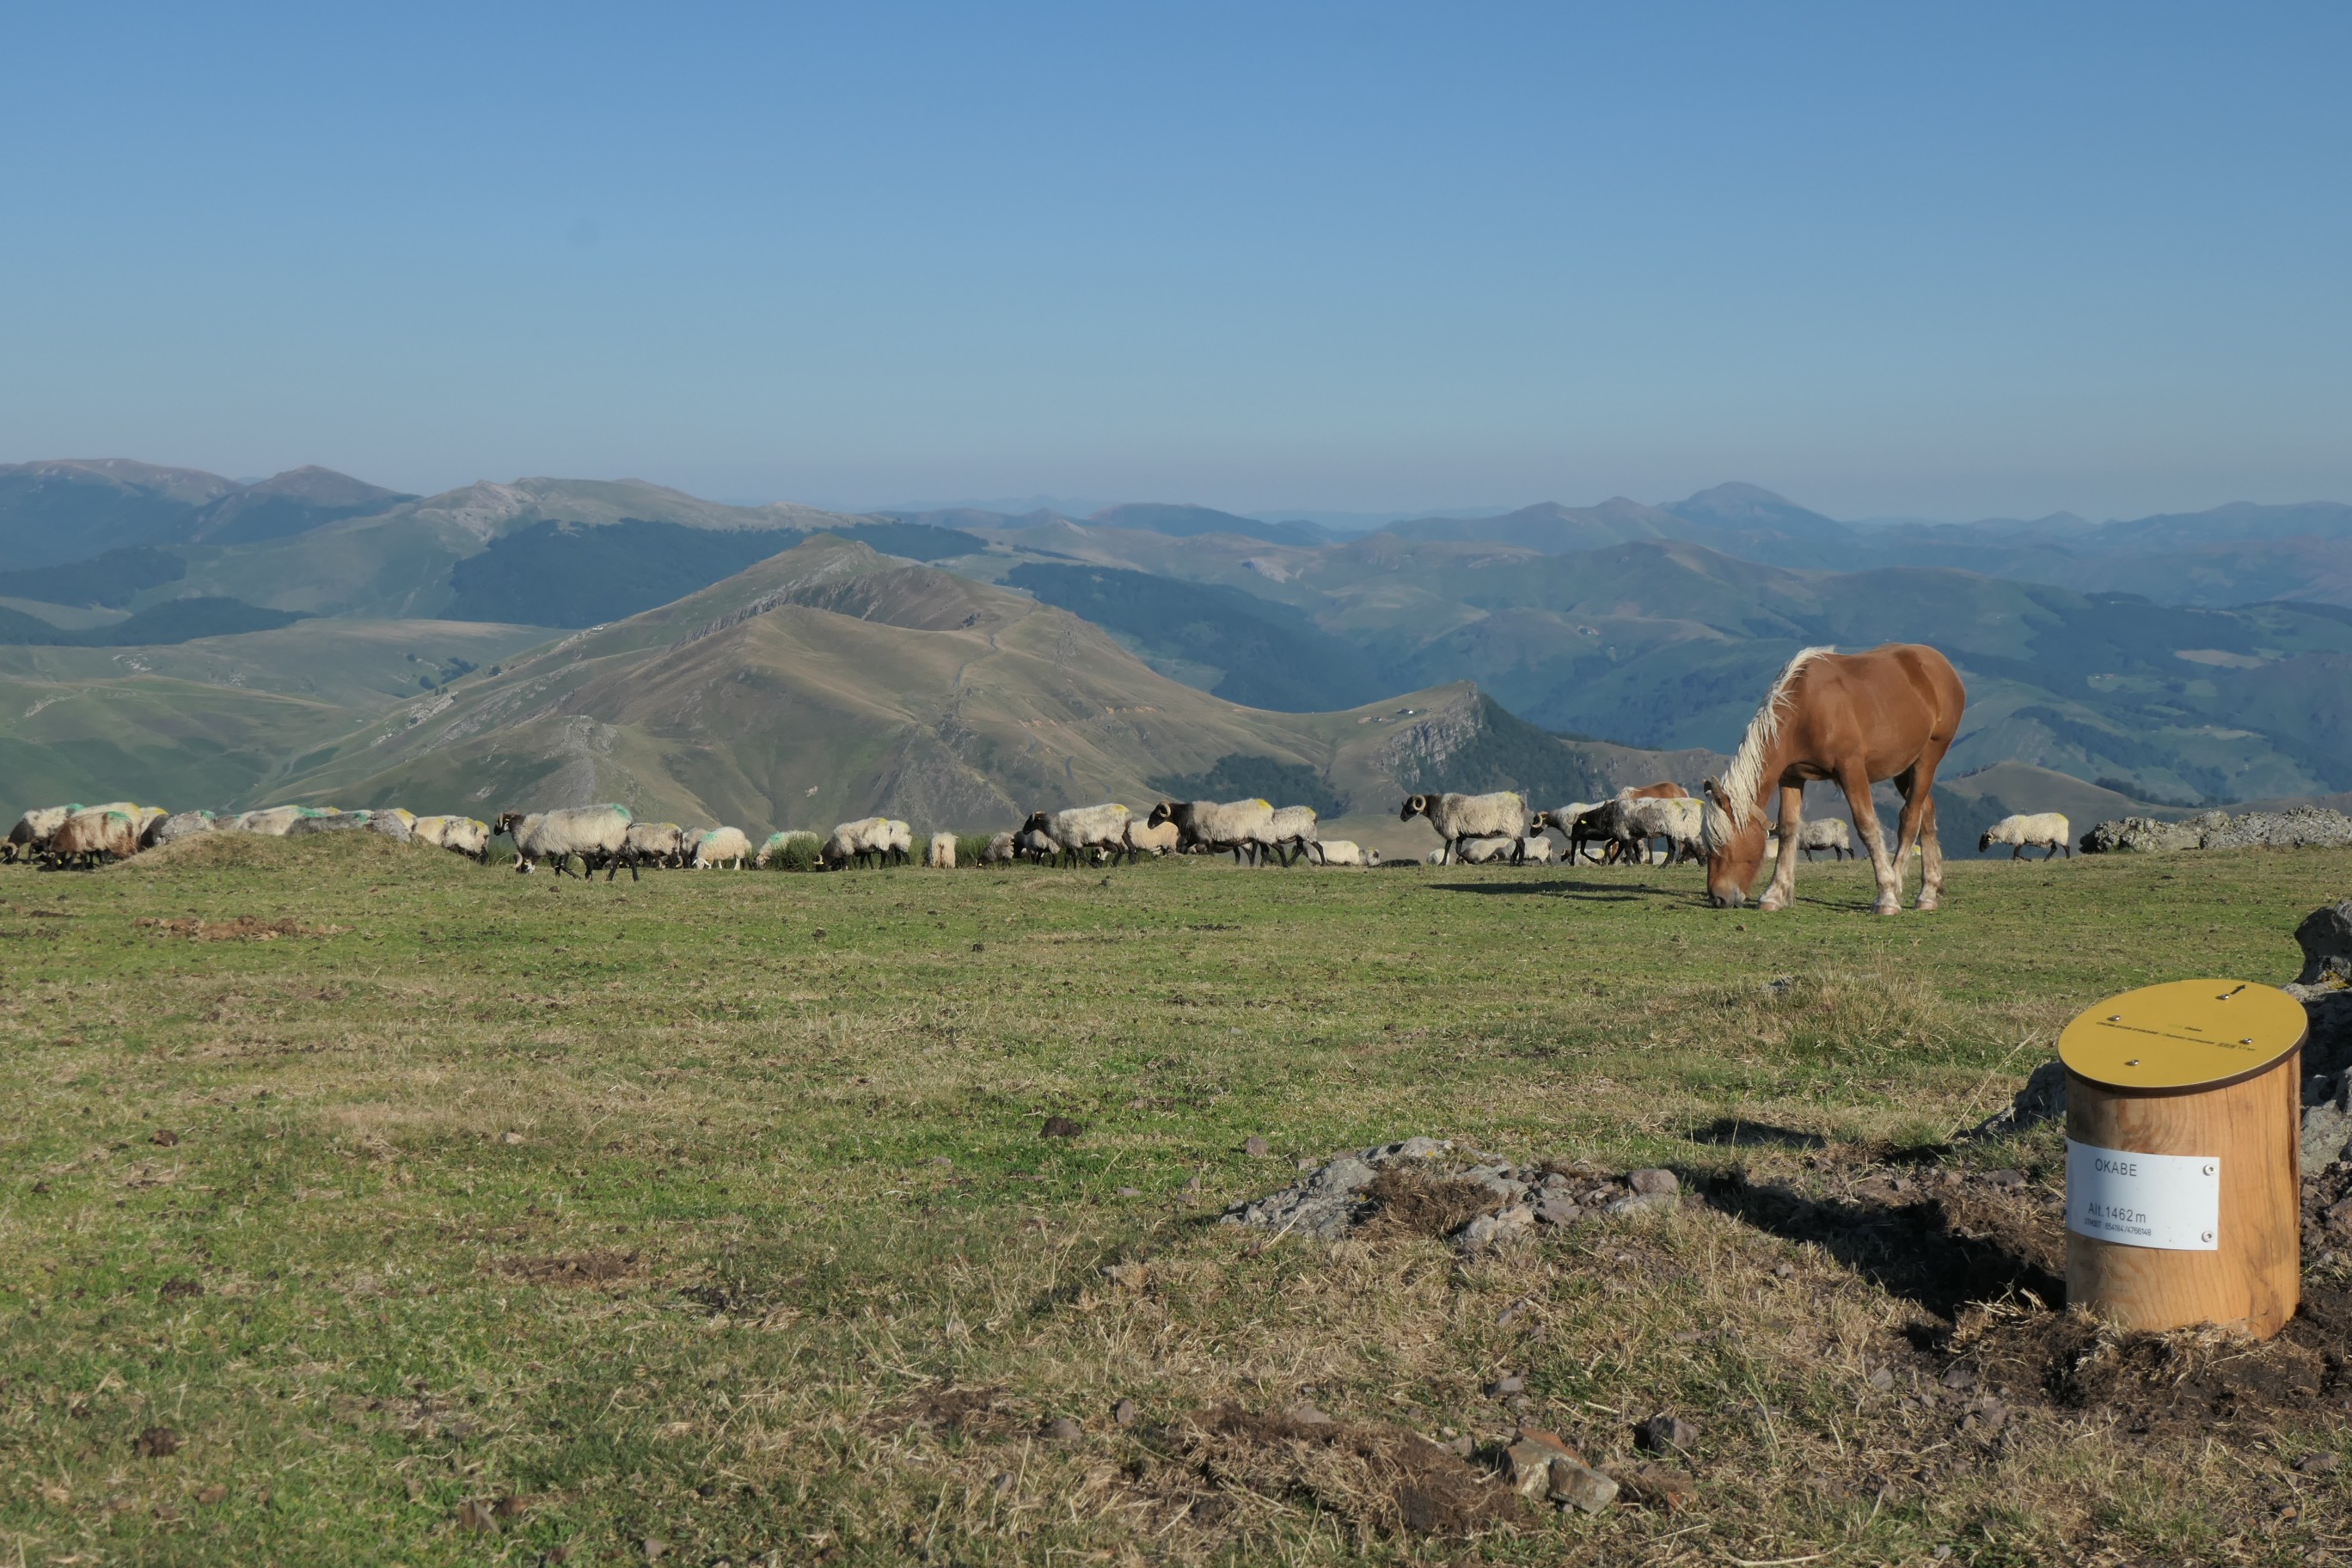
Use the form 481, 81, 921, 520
1684, 1118, 1828, 1149
1699, 1172, 2065, 1321
1423, 877, 1688, 903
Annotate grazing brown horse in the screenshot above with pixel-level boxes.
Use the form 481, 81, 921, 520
1700, 644, 1966, 915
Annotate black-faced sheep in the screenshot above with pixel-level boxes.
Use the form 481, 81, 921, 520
1979, 812, 2071, 860
7, 804, 83, 863
495, 804, 638, 880
1399, 791, 1527, 864
1148, 799, 1277, 865
1767, 818, 1855, 861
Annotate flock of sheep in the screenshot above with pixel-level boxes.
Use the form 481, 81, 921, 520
1, 791, 2076, 878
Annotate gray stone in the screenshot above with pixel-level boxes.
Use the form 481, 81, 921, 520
1220, 1138, 1454, 1240
1504, 1434, 1573, 1495
1983, 1168, 2028, 1191
1485, 1374, 1524, 1397
2294, 1451, 2341, 1473
1626, 1168, 1679, 1197
1605, 1191, 1677, 1217
1970, 1058, 2067, 1138
1113, 1399, 1138, 1427
1455, 1204, 1534, 1252
1635, 1413, 1696, 1453
1282, 1401, 1333, 1428
2295, 901, 2352, 985
2085, 807, 2352, 855
1547, 1457, 1619, 1514
1242, 1136, 1270, 1157
2305, 1095, 2352, 1173
1534, 1193, 1583, 1228
1043, 1417, 1082, 1442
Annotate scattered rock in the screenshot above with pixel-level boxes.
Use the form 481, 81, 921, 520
1282, 1401, 1334, 1428
196, 1485, 228, 1504
1547, 1456, 1620, 1513
1983, 1169, 2029, 1191
1456, 1204, 1535, 1252
1635, 1412, 1696, 1453
1042, 1417, 1083, 1442
1604, 1191, 1676, 1217
1534, 1193, 1583, 1227
1040, 1115, 1083, 1139
1113, 1399, 1138, 1427
134, 1427, 180, 1459
1626, 1168, 1679, 1197
2294, 1451, 2341, 1473
1244, 1136, 1271, 1161
1504, 1432, 1576, 1495
499, 1130, 524, 1145
1485, 1373, 1525, 1397
640, 1538, 669, 1562
1612, 1461, 1697, 1510
928, 1156, 953, 1168
1972, 1058, 2069, 1137
1222, 1139, 1450, 1240
1868, 1365, 1896, 1392
150, 1129, 179, 1148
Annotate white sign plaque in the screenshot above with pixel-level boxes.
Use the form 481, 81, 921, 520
2065, 1139, 2220, 1252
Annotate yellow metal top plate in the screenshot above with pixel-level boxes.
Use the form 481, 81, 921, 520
2058, 979, 2306, 1092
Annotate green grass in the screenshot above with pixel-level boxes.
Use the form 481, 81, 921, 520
0, 835, 2344, 1565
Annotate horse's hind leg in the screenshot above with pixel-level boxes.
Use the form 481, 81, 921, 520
1839, 765, 1901, 915
1915, 794, 1945, 910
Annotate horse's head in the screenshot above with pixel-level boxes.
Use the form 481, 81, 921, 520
1700, 778, 1766, 908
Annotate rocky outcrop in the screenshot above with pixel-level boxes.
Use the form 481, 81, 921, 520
2080, 805, 2352, 854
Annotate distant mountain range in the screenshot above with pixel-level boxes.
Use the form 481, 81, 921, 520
6, 456, 2352, 836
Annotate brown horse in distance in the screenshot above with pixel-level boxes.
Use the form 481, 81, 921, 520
1700, 645, 1966, 915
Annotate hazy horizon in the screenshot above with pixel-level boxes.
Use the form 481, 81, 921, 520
7, 3, 2348, 524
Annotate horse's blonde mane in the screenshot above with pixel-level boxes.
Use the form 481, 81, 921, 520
1718, 646, 1837, 831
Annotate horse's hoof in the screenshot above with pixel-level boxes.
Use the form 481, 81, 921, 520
1757, 892, 1788, 912
1872, 896, 1901, 916
1915, 895, 1940, 912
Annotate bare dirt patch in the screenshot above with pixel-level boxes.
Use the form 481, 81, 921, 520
1148, 1403, 1520, 1542
135, 915, 349, 941
490, 1250, 640, 1287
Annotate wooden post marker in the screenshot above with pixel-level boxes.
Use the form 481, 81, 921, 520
2060, 979, 2305, 1339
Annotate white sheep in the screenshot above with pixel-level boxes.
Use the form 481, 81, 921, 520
1148, 798, 1277, 865
495, 804, 638, 880
1026, 803, 1131, 867
1454, 835, 1518, 864
1767, 818, 1854, 861
414, 815, 492, 861
691, 826, 753, 869
1400, 791, 1527, 864
623, 821, 689, 867
4, 804, 83, 863
1265, 805, 1321, 866
1314, 839, 1369, 867
822, 817, 913, 869
927, 830, 958, 868
1124, 818, 1181, 858
983, 829, 1020, 864
50, 806, 141, 867
1517, 834, 1555, 865
1979, 812, 2072, 861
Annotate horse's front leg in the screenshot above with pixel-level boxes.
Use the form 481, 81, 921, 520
1757, 784, 1804, 911
1839, 765, 1900, 914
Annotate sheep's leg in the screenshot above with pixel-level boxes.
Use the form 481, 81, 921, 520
2043, 842, 2059, 861
1757, 784, 1804, 911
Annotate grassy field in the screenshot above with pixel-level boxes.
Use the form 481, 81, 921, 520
1, 836, 2346, 1565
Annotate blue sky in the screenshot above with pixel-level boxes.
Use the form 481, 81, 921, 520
3, 3, 2346, 520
